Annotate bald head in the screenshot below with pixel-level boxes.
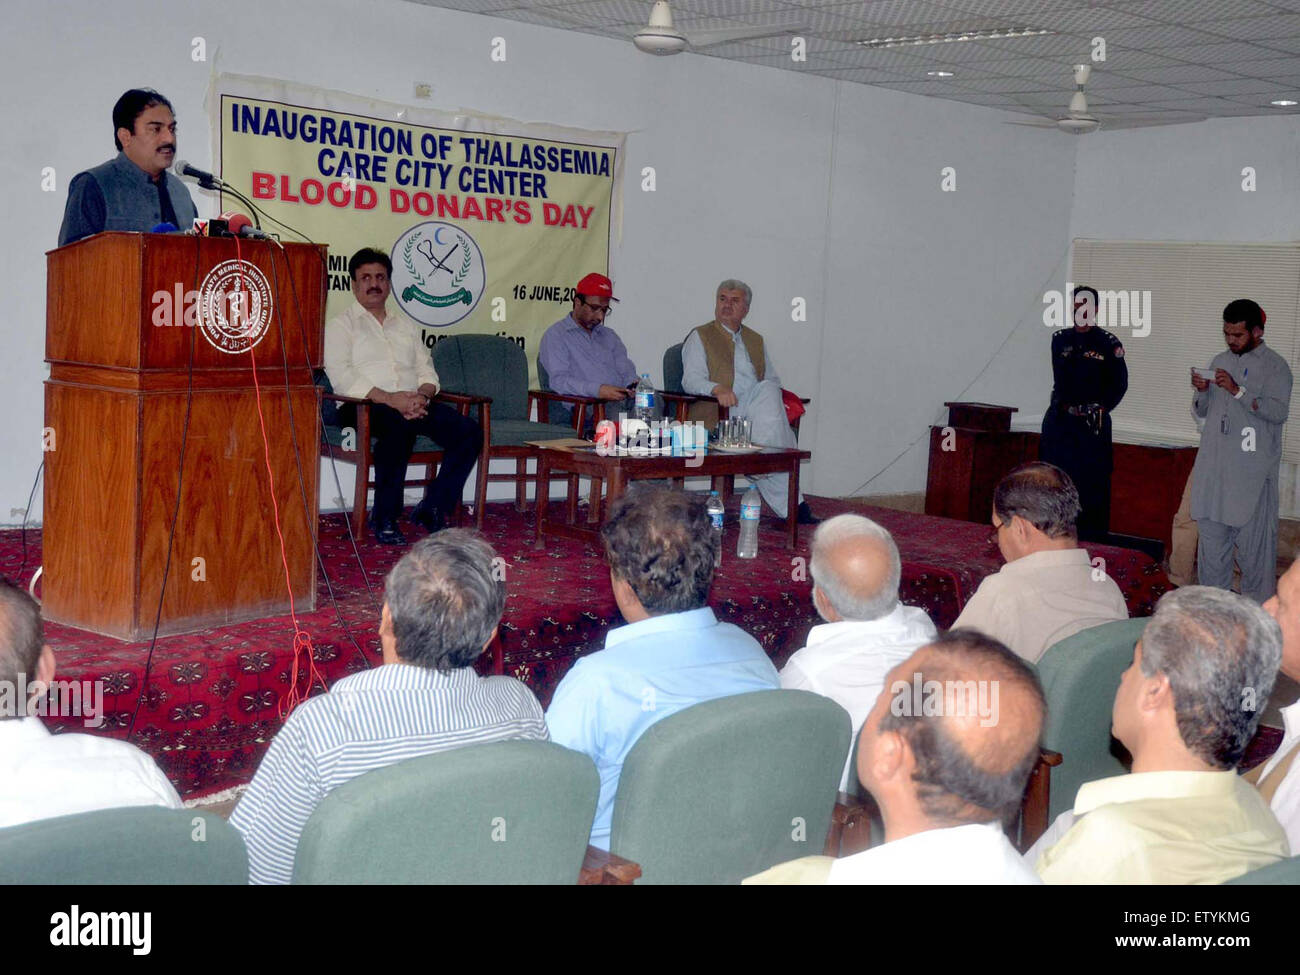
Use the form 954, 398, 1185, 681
809, 515, 901, 622
873, 629, 1045, 826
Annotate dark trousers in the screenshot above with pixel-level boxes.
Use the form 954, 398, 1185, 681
342, 402, 482, 524
1040, 408, 1112, 543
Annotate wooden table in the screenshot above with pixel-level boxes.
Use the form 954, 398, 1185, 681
533, 444, 812, 549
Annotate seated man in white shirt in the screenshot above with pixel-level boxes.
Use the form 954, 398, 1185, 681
747, 629, 1045, 884
1029, 586, 1288, 884
953, 461, 1128, 663
780, 514, 936, 790
323, 247, 483, 545
681, 279, 816, 524
1254, 558, 1300, 851
0, 579, 182, 828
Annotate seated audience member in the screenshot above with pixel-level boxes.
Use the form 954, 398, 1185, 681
0, 579, 181, 827
1030, 586, 1288, 884
953, 461, 1127, 663
547, 488, 780, 850
747, 629, 1045, 884
1256, 558, 1300, 851
780, 514, 936, 790
230, 531, 547, 884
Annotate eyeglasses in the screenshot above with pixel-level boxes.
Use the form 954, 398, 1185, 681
578, 298, 612, 317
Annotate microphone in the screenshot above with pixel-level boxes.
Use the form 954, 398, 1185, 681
222, 211, 271, 240
150, 222, 179, 233
173, 159, 221, 190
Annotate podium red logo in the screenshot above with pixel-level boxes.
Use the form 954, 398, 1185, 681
198, 260, 273, 353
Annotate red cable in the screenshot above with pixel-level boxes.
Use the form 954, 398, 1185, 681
234, 237, 326, 718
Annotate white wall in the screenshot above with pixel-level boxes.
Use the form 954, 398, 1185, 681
1069, 114, 1300, 517
2, 0, 1080, 522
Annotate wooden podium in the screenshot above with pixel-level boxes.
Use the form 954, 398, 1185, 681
44, 233, 326, 640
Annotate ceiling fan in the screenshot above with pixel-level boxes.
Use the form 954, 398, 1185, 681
1006, 63, 1205, 133
631, 0, 806, 55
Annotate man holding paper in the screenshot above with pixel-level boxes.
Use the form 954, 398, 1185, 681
1189, 299, 1292, 602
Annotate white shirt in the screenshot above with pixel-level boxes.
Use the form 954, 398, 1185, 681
1256, 699, 1300, 854
0, 717, 182, 828
780, 604, 937, 790
829, 822, 1040, 885
323, 300, 439, 401
952, 547, 1128, 663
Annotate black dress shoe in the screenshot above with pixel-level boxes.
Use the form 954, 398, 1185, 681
796, 501, 820, 525
411, 501, 447, 534
372, 518, 406, 545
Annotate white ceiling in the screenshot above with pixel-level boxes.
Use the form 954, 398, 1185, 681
407, 0, 1300, 127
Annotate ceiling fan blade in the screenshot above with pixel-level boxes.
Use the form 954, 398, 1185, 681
1004, 119, 1060, 128
685, 25, 807, 48
1096, 114, 1207, 128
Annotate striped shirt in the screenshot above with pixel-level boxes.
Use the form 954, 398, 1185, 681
229, 663, 548, 885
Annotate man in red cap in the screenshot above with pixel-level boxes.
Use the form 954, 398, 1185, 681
539, 272, 639, 429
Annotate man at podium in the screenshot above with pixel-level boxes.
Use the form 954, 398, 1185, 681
58, 89, 198, 246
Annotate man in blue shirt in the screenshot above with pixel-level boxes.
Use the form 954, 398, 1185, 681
546, 488, 780, 849
538, 272, 638, 430
59, 89, 198, 246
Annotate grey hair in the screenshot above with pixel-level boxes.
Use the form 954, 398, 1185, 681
716, 279, 752, 305
809, 514, 901, 622
383, 530, 506, 671
1141, 586, 1282, 769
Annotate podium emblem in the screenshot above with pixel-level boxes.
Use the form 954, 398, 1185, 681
390, 222, 485, 327
198, 260, 273, 354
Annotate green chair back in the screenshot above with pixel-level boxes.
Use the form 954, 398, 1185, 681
662, 343, 686, 394
610, 689, 850, 884
1224, 855, 1300, 885
292, 740, 598, 884
1036, 617, 1148, 821
0, 807, 247, 885
433, 334, 529, 421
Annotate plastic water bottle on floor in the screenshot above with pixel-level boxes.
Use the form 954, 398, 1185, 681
737, 486, 761, 560
634, 373, 656, 423
706, 491, 725, 567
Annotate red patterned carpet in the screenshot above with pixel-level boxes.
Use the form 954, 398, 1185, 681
2, 496, 1173, 798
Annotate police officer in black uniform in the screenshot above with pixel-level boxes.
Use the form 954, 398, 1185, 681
1040, 286, 1128, 543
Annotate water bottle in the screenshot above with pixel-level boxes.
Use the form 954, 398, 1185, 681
737, 486, 761, 560
634, 373, 656, 423
706, 491, 725, 567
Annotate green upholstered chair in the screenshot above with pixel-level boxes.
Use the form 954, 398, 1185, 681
432, 335, 583, 525
1224, 855, 1300, 885
0, 807, 247, 885
607, 689, 851, 884
1036, 617, 1148, 822
316, 369, 486, 537
292, 740, 601, 885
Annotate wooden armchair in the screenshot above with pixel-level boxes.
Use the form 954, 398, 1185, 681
316, 371, 487, 537
432, 336, 595, 527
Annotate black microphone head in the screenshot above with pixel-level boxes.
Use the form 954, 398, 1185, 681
172, 159, 192, 178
